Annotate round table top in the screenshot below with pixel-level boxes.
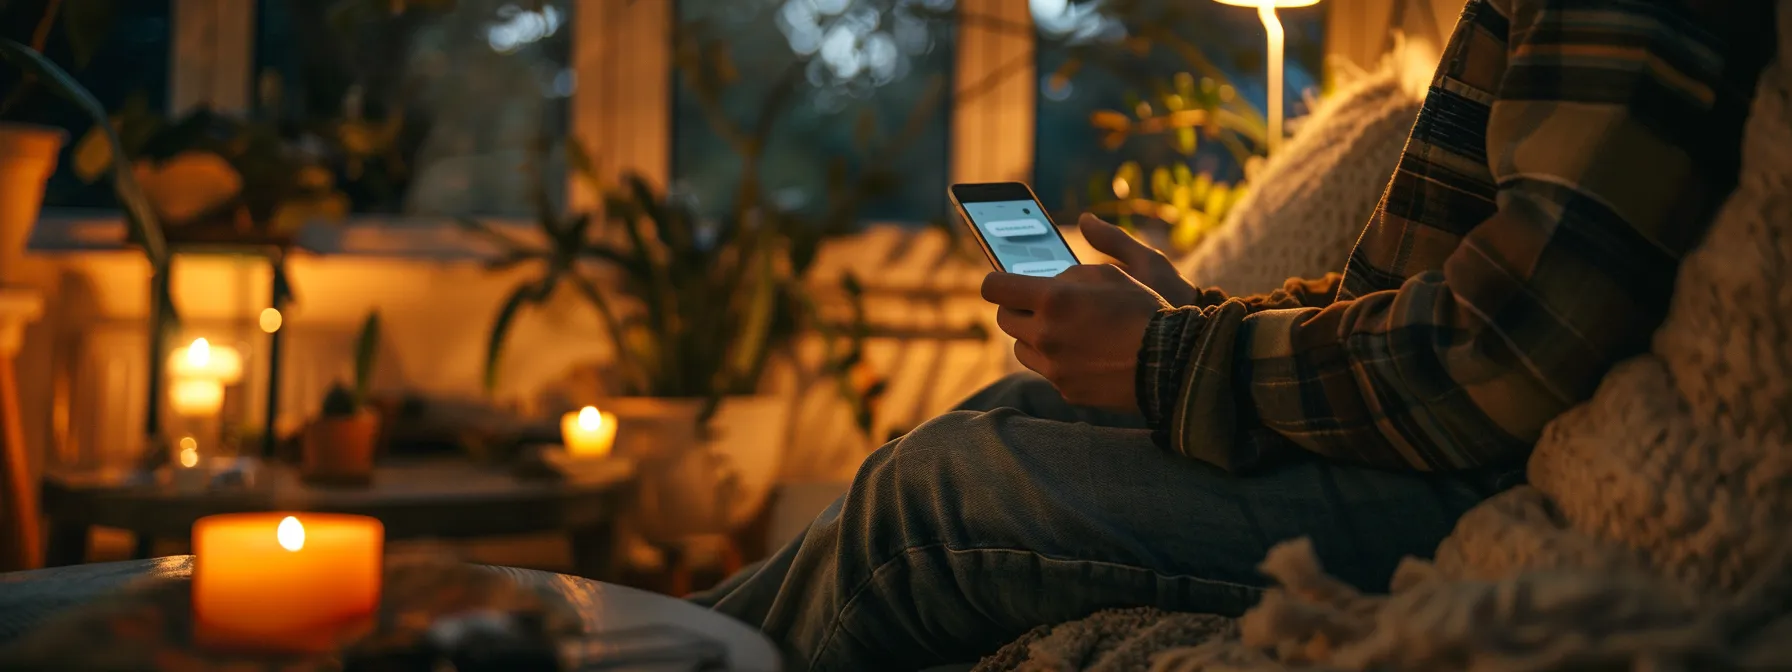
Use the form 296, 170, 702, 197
0, 556, 781, 671
42, 458, 637, 539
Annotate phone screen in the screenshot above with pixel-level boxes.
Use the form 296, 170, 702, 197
960, 198, 1078, 277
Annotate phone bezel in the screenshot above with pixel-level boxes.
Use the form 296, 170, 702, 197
947, 182, 1078, 274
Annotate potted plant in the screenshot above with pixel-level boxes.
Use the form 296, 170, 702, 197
0, 0, 100, 283
67, 98, 352, 247
301, 310, 382, 486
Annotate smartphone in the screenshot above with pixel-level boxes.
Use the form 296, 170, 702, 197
949, 182, 1081, 277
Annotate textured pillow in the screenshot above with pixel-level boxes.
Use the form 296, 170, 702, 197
1174, 42, 1431, 297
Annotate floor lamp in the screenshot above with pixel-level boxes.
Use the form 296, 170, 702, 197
1212, 0, 1320, 156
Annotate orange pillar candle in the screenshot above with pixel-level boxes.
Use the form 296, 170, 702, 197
560, 405, 618, 458
192, 513, 384, 652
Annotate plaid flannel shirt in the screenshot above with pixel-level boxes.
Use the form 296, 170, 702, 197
1137, 0, 1776, 473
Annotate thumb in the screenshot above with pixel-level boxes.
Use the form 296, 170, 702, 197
1078, 213, 1156, 266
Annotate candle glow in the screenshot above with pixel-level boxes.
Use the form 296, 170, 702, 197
169, 337, 243, 383
170, 378, 225, 417
561, 405, 618, 458
187, 337, 211, 367
192, 513, 383, 653
277, 516, 304, 551
179, 445, 199, 468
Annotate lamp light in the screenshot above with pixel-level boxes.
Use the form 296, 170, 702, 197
1211, 0, 1321, 156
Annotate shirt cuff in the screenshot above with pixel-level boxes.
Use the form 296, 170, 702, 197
1136, 306, 1207, 449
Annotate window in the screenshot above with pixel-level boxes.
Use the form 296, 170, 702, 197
1030, 0, 1324, 214
671, 0, 957, 224
254, 0, 573, 217
0, 0, 173, 209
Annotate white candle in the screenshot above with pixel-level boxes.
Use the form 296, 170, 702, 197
560, 405, 618, 458
170, 337, 243, 384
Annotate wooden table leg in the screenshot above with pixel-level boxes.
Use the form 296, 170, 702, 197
568, 519, 619, 581
43, 520, 88, 568
0, 355, 43, 571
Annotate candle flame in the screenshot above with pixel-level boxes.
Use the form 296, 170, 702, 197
577, 406, 603, 431
277, 516, 305, 551
186, 338, 211, 367
179, 446, 199, 468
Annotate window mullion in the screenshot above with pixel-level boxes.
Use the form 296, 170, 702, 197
169, 0, 255, 115
950, 0, 1036, 185
569, 0, 673, 212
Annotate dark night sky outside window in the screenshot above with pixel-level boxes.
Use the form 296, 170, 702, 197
671, 0, 957, 225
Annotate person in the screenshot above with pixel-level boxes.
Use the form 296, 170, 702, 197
689, 0, 1778, 669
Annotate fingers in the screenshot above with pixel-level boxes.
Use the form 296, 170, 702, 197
1079, 213, 1155, 267
995, 306, 1041, 346
980, 272, 1054, 311
1013, 340, 1050, 378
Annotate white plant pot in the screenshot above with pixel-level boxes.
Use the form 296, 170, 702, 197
0, 123, 64, 285
607, 395, 790, 543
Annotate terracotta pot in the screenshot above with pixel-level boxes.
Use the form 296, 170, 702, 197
300, 411, 380, 486
605, 396, 789, 542
0, 123, 64, 285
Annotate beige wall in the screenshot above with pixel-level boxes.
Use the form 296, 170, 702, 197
1325, 0, 1465, 80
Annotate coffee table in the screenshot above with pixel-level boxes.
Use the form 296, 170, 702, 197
39, 458, 636, 579
0, 557, 781, 670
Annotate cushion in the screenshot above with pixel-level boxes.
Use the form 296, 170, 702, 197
1173, 39, 1429, 297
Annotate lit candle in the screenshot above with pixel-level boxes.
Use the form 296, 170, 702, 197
170, 436, 207, 493
169, 378, 225, 417
192, 513, 384, 653
560, 405, 617, 458
169, 337, 244, 384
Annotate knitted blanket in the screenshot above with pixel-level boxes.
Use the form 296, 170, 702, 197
1173, 39, 1426, 296
976, 7, 1792, 670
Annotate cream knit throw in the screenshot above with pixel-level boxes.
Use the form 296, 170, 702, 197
1173, 41, 1427, 297
976, 8, 1792, 670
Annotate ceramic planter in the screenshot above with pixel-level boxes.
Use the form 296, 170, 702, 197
300, 410, 380, 486
606, 396, 789, 542
0, 123, 64, 285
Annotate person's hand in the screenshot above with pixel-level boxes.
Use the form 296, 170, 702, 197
981, 265, 1171, 412
1077, 213, 1199, 307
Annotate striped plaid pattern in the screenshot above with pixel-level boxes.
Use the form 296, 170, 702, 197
1139, 0, 1775, 472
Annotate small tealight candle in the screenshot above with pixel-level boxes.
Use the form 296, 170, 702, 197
170, 437, 208, 493
192, 513, 383, 652
170, 337, 243, 384
560, 405, 617, 458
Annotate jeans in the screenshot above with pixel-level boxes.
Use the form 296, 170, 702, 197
690, 373, 1511, 671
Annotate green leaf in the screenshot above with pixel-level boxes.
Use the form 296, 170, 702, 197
1150, 166, 1173, 201
482, 280, 546, 395
353, 310, 381, 404
1176, 127, 1197, 155
455, 216, 531, 256
1204, 183, 1231, 216
564, 135, 601, 183
1173, 163, 1195, 186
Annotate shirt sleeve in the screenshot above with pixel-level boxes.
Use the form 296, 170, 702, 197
1140, 0, 1751, 472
